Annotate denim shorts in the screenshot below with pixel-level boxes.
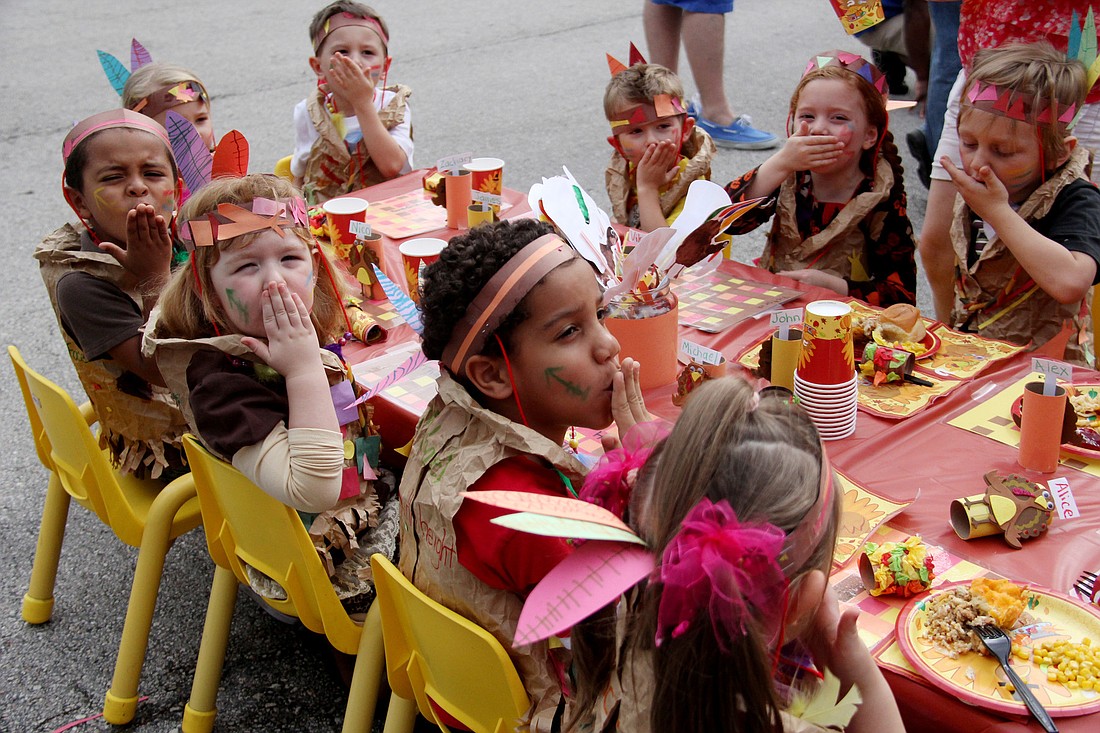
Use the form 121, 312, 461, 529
652, 0, 733, 14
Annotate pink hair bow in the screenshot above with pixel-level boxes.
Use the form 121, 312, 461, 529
579, 420, 669, 520
656, 498, 788, 653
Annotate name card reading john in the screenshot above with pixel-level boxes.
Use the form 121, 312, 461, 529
771, 308, 803, 339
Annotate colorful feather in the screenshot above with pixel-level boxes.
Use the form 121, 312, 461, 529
372, 264, 423, 334
165, 111, 212, 194
97, 50, 130, 96
1069, 10, 1082, 60
130, 38, 152, 71
211, 131, 249, 180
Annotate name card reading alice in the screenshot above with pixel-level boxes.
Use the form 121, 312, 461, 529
436, 152, 472, 174
679, 338, 724, 366
1047, 477, 1079, 520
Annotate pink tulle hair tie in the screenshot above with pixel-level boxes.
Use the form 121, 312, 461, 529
579, 420, 669, 520
655, 498, 788, 653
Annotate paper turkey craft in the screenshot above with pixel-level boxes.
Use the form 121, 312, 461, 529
949, 471, 1054, 549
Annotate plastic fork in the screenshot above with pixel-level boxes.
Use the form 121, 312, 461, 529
971, 623, 1058, 732
1074, 570, 1098, 603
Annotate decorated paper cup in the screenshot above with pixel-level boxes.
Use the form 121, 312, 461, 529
464, 157, 504, 211
399, 237, 447, 303
797, 300, 855, 385
322, 197, 370, 257
769, 329, 802, 392
1018, 381, 1068, 473
468, 202, 496, 228
443, 170, 473, 229
828, 0, 885, 34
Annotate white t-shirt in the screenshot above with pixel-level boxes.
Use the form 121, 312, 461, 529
290, 88, 414, 178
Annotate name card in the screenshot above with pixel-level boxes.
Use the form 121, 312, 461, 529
471, 190, 502, 208
679, 338, 724, 366
436, 152, 473, 174
771, 308, 803, 339
1048, 476, 1079, 520
349, 220, 372, 238
1032, 358, 1072, 396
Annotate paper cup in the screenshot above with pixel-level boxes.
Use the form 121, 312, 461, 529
323, 197, 370, 258
1018, 381, 1068, 473
349, 233, 386, 301
769, 329, 802, 392
605, 306, 680, 390
399, 237, 447, 303
468, 202, 496, 228
798, 300, 855, 385
464, 157, 504, 211
950, 494, 1004, 540
828, 0, 885, 34
443, 170, 472, 230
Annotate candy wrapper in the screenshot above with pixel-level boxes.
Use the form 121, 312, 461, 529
859, 535, 935, 597
346, 300, 387, 344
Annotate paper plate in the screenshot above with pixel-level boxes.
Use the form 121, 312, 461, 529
896, 581, 1100, 717
1010, 383, 1100, 459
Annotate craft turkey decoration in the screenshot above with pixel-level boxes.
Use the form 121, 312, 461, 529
949, 471, 1054, 549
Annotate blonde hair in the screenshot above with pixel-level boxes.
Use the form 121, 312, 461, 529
309, 1, 390, 55
603, 63, 685, 120
156, 175, 348, 343
961, 42, 1087, 170
122, 62, 208, 111
570, 377, 840, 733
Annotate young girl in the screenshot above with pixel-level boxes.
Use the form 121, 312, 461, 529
568, 378, 903, 733
123, 62, 215, 152
941, 42, 1100, 365
725, 50, 917, 308
400, 219, 649, 732
147, 174, 397, 604
35, 109, 188, 479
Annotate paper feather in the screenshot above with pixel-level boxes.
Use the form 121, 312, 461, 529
211, 131, 249, 180
166, 111, 213, 194
786, 670, 862, 730
491, 512, 647, 545
1070, 10, 1083, 60
130, 38, 152, 71
98, 50, 130, 96
1082, 8, 1098, 72
603, 227, 675, 302
371, 264, 423, 334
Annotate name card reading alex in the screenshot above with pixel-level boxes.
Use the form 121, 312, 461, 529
1032, 358, 1072, 396
436, 152, 472, 174
680, 338, 724, 366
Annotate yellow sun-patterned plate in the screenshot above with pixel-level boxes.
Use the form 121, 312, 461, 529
897, 581, 1100, 717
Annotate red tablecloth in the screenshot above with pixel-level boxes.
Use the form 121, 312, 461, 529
343, 172, 1100, 732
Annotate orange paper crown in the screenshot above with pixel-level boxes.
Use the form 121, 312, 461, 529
606, 42, 686, 133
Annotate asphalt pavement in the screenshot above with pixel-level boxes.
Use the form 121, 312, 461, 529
0, 1, 931, 730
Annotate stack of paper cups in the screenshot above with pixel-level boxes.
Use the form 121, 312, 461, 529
794, 300, 857, 440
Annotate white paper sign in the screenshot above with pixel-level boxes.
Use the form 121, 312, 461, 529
1048, 477, 1079, 520
436, 152, 473, 174
770, 308, 803, 339
679, 338, 724, 366
471, 190, 502, 208
349, 220, 372, 238
1032, 358, 1072, 395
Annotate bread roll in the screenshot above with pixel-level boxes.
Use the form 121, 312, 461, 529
874, 304, 926, 343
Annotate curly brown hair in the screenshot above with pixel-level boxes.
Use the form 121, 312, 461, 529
418, 218, 558, 365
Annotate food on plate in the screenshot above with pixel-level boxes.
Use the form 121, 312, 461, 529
1034, 638, 1100, 688
853, 304, 929, 356
1068, 385, 1100, 427
922, 579, 1032, 658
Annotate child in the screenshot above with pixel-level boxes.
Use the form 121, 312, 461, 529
568, 378, 904, 733
35, 109, 188, 479
147, 174, 397, 604
400, 219, 649, 731
941, 42, 1100, 365
123, 62, 215, 152
292, 1, 413, 202
604, 57, 715, 231
725, 50, 917, 308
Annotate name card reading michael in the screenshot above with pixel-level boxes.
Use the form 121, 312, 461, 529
680, 338, 724, 366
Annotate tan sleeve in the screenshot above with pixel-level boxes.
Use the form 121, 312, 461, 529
231, 424, 343, 513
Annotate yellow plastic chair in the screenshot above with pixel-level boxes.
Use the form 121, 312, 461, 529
370, 554, 530, 733
181, 435, 389, 733
8, 345, 201, 724
274, 155, 294, 182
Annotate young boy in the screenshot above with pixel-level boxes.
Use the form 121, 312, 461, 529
292, 1, 413, 203
604, 55, 715, 231
942, 42, 1100, 365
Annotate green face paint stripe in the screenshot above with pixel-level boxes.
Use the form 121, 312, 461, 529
544, 366, 590, 399
225, 288, 249, 321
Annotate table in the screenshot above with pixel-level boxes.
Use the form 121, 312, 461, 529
342, 171, 1100, 731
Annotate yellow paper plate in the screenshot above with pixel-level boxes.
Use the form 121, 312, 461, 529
896, 581, 1100, 717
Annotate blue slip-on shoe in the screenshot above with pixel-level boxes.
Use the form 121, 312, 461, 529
695, 113, 779, 150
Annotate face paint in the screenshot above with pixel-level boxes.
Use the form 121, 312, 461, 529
225, 288, 250, 322
544, 366, 591, 399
